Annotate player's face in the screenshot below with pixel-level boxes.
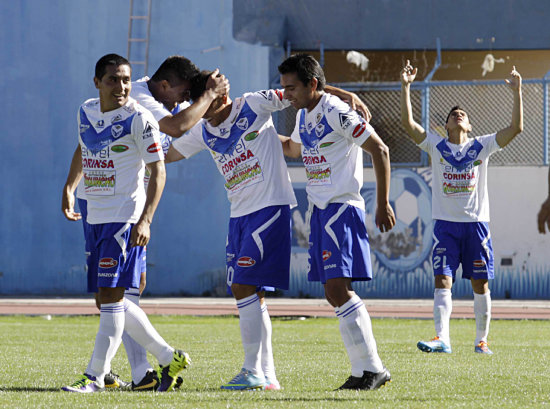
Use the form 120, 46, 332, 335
445, 109, 472, 133
280, 72, 316, 110
94, 64, 131, 113
158, 80, 192, 110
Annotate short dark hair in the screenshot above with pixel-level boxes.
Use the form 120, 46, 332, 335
278, 53, 326, 91
190, 70, 214, 101
150, 55, 200, 86
95, 54, 130, 80
445, 105, 468, 124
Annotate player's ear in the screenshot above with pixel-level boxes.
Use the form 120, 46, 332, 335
93, 77, 100, 89
310, 78, 318, 92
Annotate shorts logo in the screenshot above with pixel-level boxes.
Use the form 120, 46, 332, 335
111, 124, 124, 138
147, 142, 161, 153
322, 250, 332, 261
352, 122, 366, 138
236, 118, 249, 130
473, 259, 486, 268
111, 144, 129, 153
237, 256, 256, 267
99, 258, 118, 269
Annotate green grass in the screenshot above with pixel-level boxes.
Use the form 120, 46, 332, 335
0, 315, 548, 408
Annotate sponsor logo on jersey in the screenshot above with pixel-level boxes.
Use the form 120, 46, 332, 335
147, 142, 161, 153
111, 124, 124, 138
111, 114, 122, 124
96, 120, 105, 128
220, 128, 229, 136
236, 117, 249, 131
319, 142, 334, 148
322, 250, 332, 261
303, 155, 327, 165
244, 131, 259, 141
221, 149, 255, 174
315, 124, 325, 138
99, 258, 118, 269
79, 124, 90, 134
473, 259, 486, 268
352, 122, 366, 138
111, 144, 129, 153
339, 113, 353, 129
443, 171, 475, 180
435, 247, 446, 254
316, 113, 323, 124
83, 158, 115, 169
226, 253, 235, 262
207, 137, 217, 148
300, 124, 306, 133
473, 159, 482, 166
142, 122, 155, 139
237, 256, 256, 267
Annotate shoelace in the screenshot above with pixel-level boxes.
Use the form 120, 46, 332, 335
229, 370, 248, 384
70, 375, 91, 388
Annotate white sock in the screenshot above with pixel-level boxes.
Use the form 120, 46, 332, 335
122, 290, 153, 384
86, 301, 125, 386
474, 290, 491, 345
336, 294, 383, 376
237, 294, 263, 376
123, 299, 174, 366
260, 301, 276, 381
434, 288, 452, 345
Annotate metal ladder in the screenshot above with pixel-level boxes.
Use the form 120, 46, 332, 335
127, 0, 152, 78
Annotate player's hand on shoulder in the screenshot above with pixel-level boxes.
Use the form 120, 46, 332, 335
537, 196, 550, 234
375, 202, 396, 233
505, 66, 521, 90
401, 60, 417, 85
347, 93, 372, 122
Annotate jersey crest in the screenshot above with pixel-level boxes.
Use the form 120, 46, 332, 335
298, 109, 334, 149
79, 108, 134, 154
436, 138, 484, 171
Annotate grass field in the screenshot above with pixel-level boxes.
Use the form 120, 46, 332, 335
0, 315, 548, 408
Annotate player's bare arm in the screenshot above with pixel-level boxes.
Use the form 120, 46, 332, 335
61, 145, 83, 221
537, 166, 550, 234
400, 60, 427, 144
131, 160, 166, 247
360, 133, 396, 233
158, 69, 229, 138
164, 145, 186, 163
325, 84, 372, 121
279, 134, 302, 158
495, 66, 523, 148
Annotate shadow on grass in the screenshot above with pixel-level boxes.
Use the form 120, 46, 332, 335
0, 387, 61, 392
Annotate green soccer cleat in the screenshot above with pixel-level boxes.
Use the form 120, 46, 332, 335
62, 373, 104, 393
157, 350, 191, 392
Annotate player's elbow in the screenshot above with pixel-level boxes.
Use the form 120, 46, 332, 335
371, 140, 390, 163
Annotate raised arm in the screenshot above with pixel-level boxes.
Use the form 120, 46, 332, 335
361, 133, 396, 233
325, 85, 372, 122
400, 60, 427, 144
495, 67, 523, 148
61, 145, 83, 221
159, 70, 229, 138
279, 134, 302, 158
130, 160, 166, 247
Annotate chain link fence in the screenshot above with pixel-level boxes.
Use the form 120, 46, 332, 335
275, 79, 548, 167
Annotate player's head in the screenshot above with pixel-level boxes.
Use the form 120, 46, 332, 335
94, 54, 132, 113
150, 55, 200, 108
278, 53, 326, 110
190, 70, 227, 119
445, 105, 472, 135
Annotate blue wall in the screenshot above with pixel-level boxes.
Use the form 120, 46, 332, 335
0, 0, 269, 295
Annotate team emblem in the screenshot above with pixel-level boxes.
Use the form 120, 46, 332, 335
315, 124, 325, 138
236, 117, 249, 130
111, 124, 124, 138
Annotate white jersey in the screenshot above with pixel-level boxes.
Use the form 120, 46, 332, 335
418, 132, 501, 222
78, 96, 164, 224
290, 93, 373, 210
171, 89, 297, 217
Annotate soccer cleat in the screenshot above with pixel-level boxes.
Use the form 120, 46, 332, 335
104, 370, 130, 389
475, 341, 493, 355
132, 369, 159, 391
220, 368, 265, 390
338, 368, 391, 390
417, 336, 452, 353
61, 373, 104, 393
157, 350, 191, 392
264, 377, 281, 390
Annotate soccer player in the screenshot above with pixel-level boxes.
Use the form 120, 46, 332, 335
61, 54, 190, 393
278, 54, 395, 391
400, 60, 523, 354
165, 70, 366, 391
62, 55, 229, 390
537, 174, 550, 234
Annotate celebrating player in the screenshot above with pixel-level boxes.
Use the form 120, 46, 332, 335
278, 53, 395, 391
400, 60, 523, 354
61, 54, 190, 393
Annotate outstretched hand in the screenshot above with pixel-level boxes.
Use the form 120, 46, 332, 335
401, 60, 417, 85
505, 66, 522, 90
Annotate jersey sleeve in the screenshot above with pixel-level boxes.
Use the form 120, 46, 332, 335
131, 83, 171, 122
417, 131, 442, 154
170, 121, 206, 159
243, 89, 291, 113
132, 109, 164, 163
476, 133, 501, 157
290, 111, 302, 144
326, 100, 373, 146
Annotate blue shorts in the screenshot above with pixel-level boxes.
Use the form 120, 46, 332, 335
308, 203, 372, 284
432, 220, 494, 280
87, 222, 144, 293
226, 205, 291, 291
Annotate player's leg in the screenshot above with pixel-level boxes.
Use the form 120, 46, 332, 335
464, 222, 494, 354
258, 292, 280, 391
417, 220, 458, 354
